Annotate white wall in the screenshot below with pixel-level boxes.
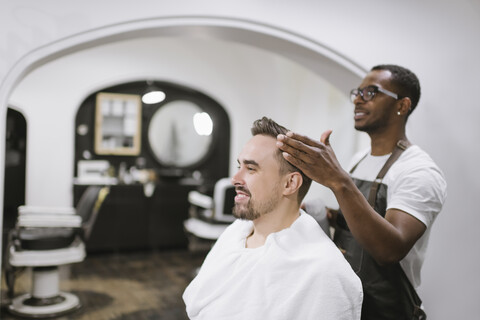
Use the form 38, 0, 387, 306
1, 1, 479, 319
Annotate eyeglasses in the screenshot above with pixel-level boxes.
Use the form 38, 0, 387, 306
350, 85, 399, 103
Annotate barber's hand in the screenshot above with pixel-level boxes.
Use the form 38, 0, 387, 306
276, 130, 349, 190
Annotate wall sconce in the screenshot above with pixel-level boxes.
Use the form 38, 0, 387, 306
142, 81, 166, 104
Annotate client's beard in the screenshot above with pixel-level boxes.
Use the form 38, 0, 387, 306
232, 185, 280, 221
233, 198, 261, 221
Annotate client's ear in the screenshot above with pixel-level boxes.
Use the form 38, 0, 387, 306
283, 172, 302, 196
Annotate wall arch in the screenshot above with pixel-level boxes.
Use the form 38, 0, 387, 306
0, 15, 366, 113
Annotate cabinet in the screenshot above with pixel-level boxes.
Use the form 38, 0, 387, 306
74, 179, 206, 253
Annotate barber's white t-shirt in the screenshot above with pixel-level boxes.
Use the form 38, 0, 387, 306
349, 145, 447, 287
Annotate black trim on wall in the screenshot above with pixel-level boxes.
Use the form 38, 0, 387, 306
74, 80, 231, 187
3, 108, 27, 252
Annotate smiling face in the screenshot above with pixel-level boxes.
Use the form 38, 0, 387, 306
353, 69, 399, 134
231, 134, 284, 221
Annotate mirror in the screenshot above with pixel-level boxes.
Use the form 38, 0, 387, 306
94, 92, 142, 155
148, 100, 213, 167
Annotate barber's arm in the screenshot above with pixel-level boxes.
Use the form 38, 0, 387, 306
276, 131, 426, 266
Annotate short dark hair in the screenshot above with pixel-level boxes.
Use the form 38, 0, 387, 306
371, 64, 421, 116
251, 117, 312, 204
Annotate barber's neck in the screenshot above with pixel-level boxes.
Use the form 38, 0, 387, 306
246, 202, 300, 249
368, 126, 407, 156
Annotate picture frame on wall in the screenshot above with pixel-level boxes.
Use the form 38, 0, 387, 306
94, 92, 142, 156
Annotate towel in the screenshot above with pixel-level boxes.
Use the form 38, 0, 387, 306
183, 212, 362, 320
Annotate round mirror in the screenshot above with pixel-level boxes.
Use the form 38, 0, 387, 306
148, 100, 214, 167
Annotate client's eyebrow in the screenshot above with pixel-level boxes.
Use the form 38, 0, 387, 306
237, 159, 260, 168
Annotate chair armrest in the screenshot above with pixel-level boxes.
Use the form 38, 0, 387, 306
184, 218, 228, 240
188, 191, 213, 209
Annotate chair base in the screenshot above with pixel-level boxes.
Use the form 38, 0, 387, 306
8, 292, 81, 318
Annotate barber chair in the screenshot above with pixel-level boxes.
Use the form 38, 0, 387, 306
184, 178, 235, 251
4, 185, 109, 318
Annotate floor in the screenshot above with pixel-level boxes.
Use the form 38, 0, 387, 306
0, 249, 207, 320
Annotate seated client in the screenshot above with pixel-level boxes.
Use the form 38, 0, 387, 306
183, 117, 363, 320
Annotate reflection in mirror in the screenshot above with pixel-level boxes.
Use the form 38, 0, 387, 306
193, 112, 213, 136
148, 100, 213, 167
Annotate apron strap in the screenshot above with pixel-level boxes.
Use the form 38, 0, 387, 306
366, 140, 411, 207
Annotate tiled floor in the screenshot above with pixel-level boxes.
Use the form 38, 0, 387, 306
0, 249, 206, 320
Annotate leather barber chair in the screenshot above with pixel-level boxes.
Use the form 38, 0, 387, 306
4, 185, 109, 318
184, 178, 235, 251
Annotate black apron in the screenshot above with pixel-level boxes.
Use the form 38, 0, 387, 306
333, 141, 426, 320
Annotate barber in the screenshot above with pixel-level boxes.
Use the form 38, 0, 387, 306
276, 64, 447, 319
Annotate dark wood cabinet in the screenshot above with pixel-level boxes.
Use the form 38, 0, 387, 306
74, 179, 206, 253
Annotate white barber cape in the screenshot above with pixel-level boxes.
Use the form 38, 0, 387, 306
183, 212, 363, 320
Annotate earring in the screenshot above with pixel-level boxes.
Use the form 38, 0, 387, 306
397, 111, 401, 115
